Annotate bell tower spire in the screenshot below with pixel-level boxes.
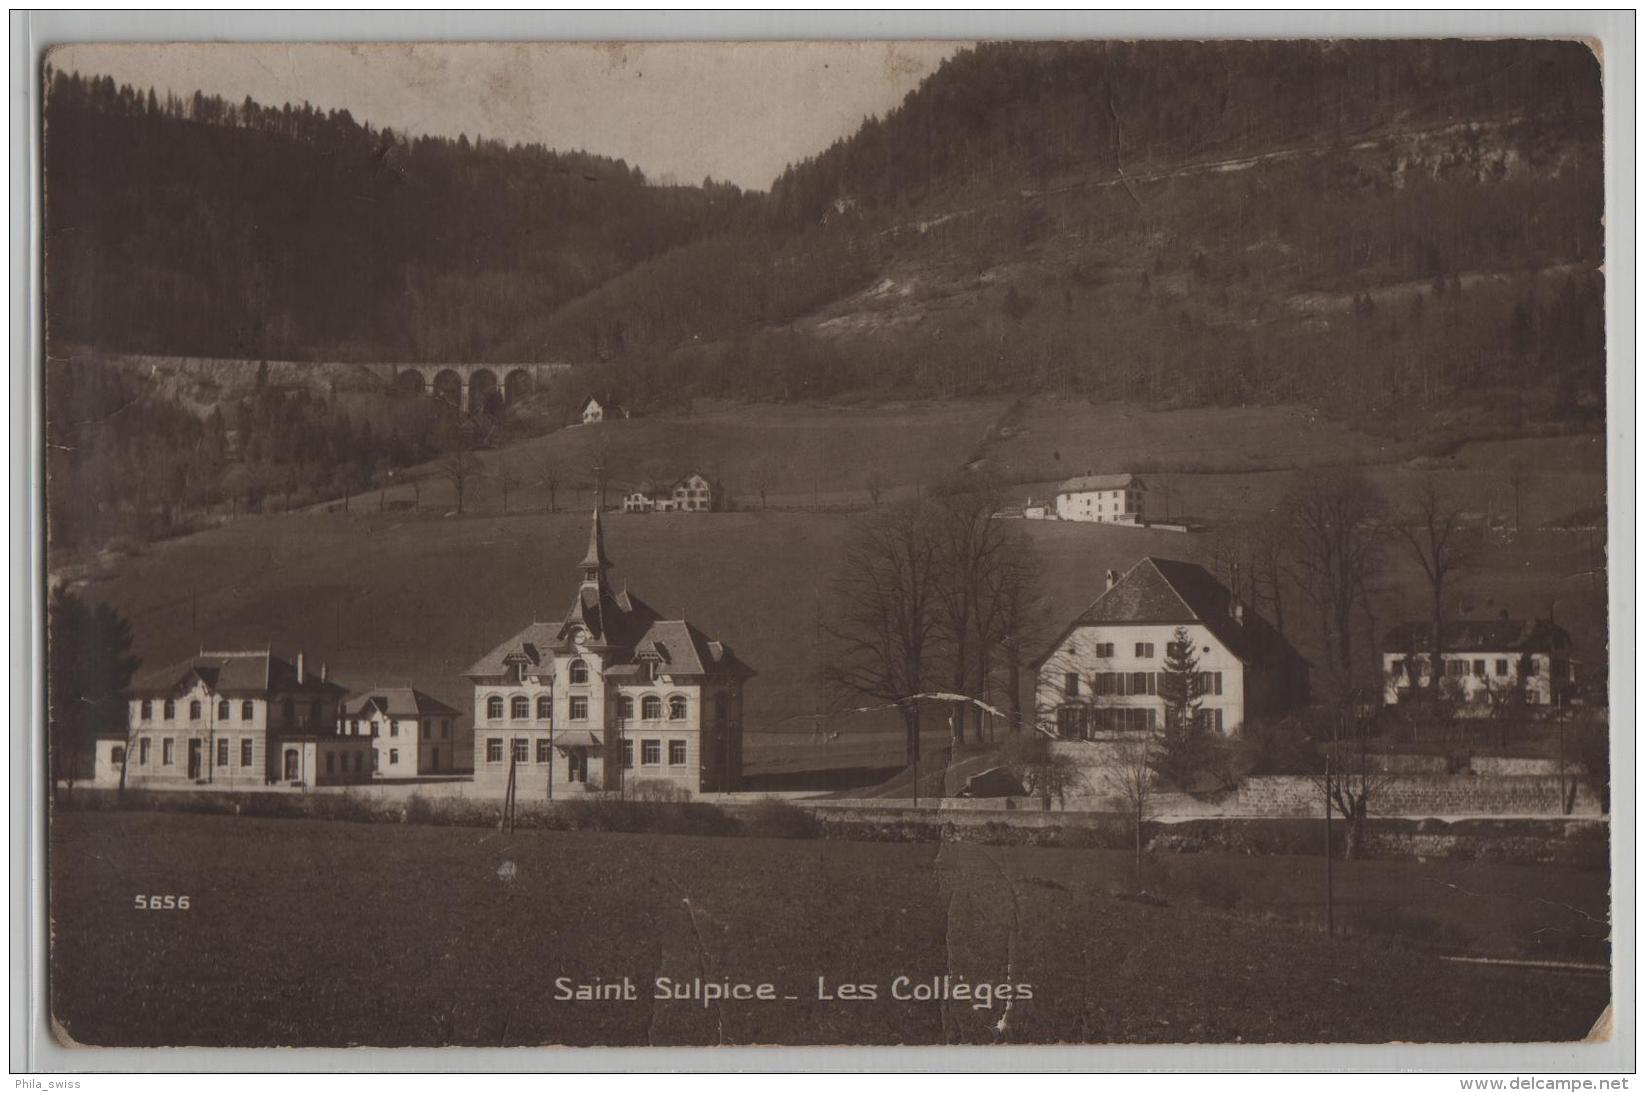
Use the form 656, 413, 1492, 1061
580, 503, 612, 592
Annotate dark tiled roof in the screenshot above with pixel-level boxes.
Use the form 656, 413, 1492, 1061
1044, 557, 1304, 670
342, 687, 460, 719
1383, 618, 1571, 654
1057, 473, 1140, 493
635, 619, 756, 679
128, 651, 343, 697
464, 622, 562, 678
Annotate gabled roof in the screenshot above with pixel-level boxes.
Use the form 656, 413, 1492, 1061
634, 619, 756, 679
1383, 618, 1571, 655
341, 687, 460, 720
1035, 557, 1304, 669
1057, 473, 1141, 494
127, 650, 344, 698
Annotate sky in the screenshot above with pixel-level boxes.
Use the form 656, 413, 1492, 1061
50, 41, 968, 191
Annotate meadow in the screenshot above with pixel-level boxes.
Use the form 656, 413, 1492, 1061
60, 399, 1608, 776
49, 810, 1609, 1048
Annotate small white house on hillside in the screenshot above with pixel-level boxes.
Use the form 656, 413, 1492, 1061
1054, 473, 1147, 524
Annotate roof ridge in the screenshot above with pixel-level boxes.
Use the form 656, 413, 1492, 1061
1143, 556, 1211, 622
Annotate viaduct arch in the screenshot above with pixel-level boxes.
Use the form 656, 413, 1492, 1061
370, 362, 575, 412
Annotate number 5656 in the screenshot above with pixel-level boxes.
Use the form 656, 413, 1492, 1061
133, 895, 189, 910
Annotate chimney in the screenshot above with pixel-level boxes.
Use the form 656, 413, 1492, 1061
296, 651, 305, 683
1105, 568, 1119, 591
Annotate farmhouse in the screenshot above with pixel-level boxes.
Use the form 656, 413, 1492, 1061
579, 394, 628, 425
338, 687, 467, 777
99, 649, 366, 789
1382, 617, 1578, 713
1054, 473, 1147, 524
621, 472, 720, 514
1034, 557, 1308, 738
463, 508, 755, 798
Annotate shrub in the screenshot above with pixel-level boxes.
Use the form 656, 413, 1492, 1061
627, 779, 692, 803
740, 798, 821, 839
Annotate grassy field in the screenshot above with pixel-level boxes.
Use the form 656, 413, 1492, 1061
59, 399, 1608, 777
49, 810, 1608, 1048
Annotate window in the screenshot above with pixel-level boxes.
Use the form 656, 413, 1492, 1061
390, 748, 400, 765
1065, 673, 1080, 697
1472, 659, 1486, 677
218, 700, 230, 720
371, 720, 380, 738
140, 699, 152, 720
1130, 671, 1149, 695
1057, 705, 1091, 739
241, 739, 253, 767
623, 740, 634, 768
536, 739, 553, 763
390, 720, 399, 737
668, 696, 687, 721
162, 739, 174, 766
511, 696, 530, 720
641, 740, 661, 765
570, 696, 589, 721
372, 749, 380, 772
618, 695, 635, 720
110, 746, 125, 768
1095, 643, 1114, 658
1495, 658, 1509, 677
1135, 643, 1155, 658
486, 696, 504, 720
669, 741, 687, 765
188, 700, 201, 720
642, 695, 663, 720
242, 700, 254, 721
511, 739, 528, 764
537, 696, 552, 720
163, 700, 175, 720
1447, 660, 1468, 677
569, 659, 589, 684
139, 738, 150, 765
217, 739, 229, 767
486, 738, 503, 763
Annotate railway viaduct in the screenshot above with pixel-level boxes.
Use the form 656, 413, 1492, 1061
362, 362, 577, 412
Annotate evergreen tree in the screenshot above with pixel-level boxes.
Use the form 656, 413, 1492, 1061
1153, 625, 1205, 787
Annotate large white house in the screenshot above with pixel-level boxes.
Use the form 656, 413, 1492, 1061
99, 649, 366, 788
338, 687, 466, 777
1033, 557, 1309, 738
1054, 473, 1147, 524
1382, 617, 1578, 713
463, 508, 755, 797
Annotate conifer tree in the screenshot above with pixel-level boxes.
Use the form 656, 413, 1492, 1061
1154, 625, 1205, 787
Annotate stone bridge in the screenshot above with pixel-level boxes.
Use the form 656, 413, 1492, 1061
364, 362, 576, 412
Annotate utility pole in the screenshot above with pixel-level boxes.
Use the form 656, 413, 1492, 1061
1324, 750, 1335, 938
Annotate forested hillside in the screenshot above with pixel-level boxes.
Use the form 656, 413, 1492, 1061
42, 67, 756, 361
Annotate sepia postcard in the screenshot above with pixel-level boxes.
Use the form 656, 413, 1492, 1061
27, 26, 1626, 1069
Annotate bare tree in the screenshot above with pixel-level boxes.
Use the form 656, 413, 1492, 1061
438, 450, 483, 516
496, 454, 517, 515
1284, 468, 1385, 685
1504, 458, 1529, 535
751, 457, 779, 512
1103, 733, 1159, 891
539, 456, 561, 514
988, 552, 1043, 735
822, 500, 944, 772
1392, 476, 1476, 702
865, 470, 887, 508
930, 477, 1015, 748
1317, 696, 1389, 860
